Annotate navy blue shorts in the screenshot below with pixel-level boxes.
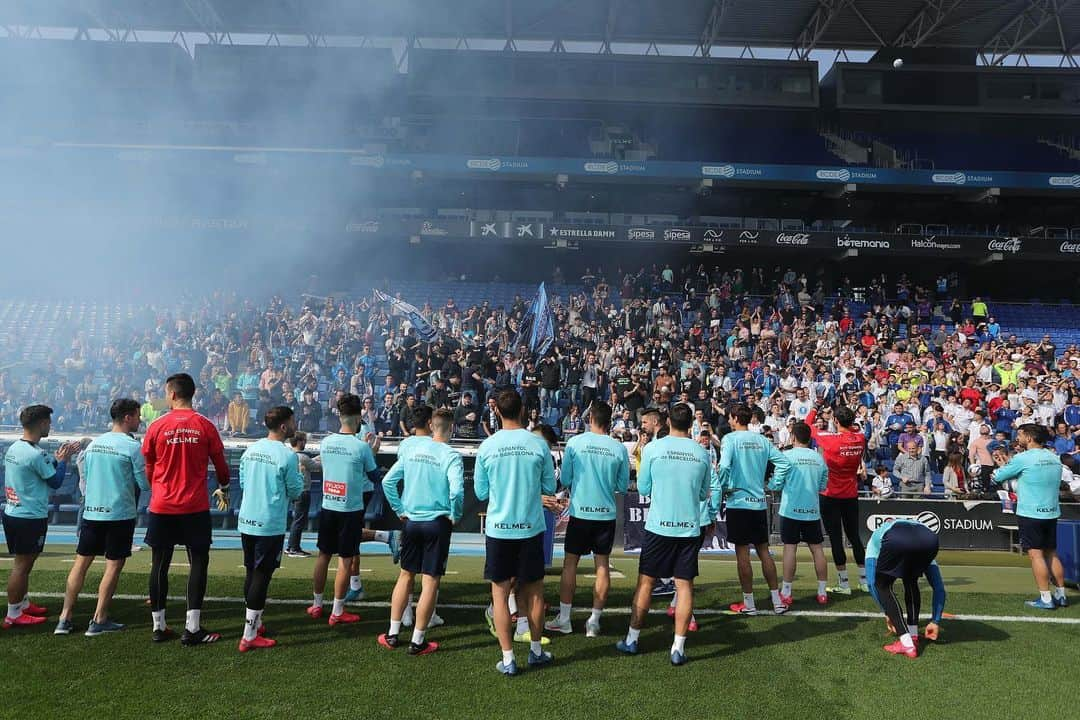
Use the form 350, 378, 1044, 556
726, 508, 770, 546
780, 516, 824, 545
484, 532, 545, 584
400, 517, 452, 577
1018, 516, 1057, 552
2, 513, 47, 556
144, 511, 212, 551
77, 519, 136, 560
638, 530, 700, 581
242, 533, 284, 572
564, 517, 617, 557
876, 522, 939, 579
317, 508, 364, 557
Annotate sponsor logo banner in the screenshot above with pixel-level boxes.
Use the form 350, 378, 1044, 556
859, 499, 1080, 550
664, 228, 691, 241
547, 225, 617, 240
623, 493, 733, 554
987, 238, 1023, 254
1048, 175, 1080, 188
816, 168, 851, 182
775, 232, 811, 245
908, 236, 963, 251
702, 164, 736, 178
628, 227, 656, 241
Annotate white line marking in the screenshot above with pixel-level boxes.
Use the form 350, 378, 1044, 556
25, 593, 1080, 625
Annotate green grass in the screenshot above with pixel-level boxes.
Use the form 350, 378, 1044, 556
1, 548, 1075, 720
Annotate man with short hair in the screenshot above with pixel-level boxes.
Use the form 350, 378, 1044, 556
379, 407, 464, 656
475, 390, 556, 676
894, 441, 932, 495
236, 406, 304, 652
806, 405, 868, 594
719, 404, 792, 616
285, 431, 317, 558
770, 422, 830, 607
55, 399, 148, 636
307, 394, 398, 625
3, 405, 79, 628
616, 403, 714, 666
992, 424, 1069, 609
544, 401, 630, 638
141, 373, 231, 645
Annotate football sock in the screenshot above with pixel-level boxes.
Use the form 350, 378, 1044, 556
349, 576, 362, 592
530, 640, 542, 656
374, 531, 390, 543
899, 633, 915, 650
185, 610, 200, 633
818, 581, 828, 595
1055, 586, 1067, 600
389, 620, 402, 636
838, 570, 850, 587
781, 582, 793, 597
770, 589, 782, 607
151, 610, 166, 631
243, 609, 262, 642
502, 649, 515, 666
7, 604, 21, 620
907, 624, 918, 636
742, 593, 756, 611
1040, 590, 1053, 604
671, 634, 686, 654
411, 628, 426, 645
558, 602, 572, 623
625, 627, 641, 645
332, 598, 345, 616
589, 608, 602, 624
516, 615, 530, 635
312, 593, 323, 608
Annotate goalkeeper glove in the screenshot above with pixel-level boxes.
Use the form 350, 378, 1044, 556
212, 486, 230, 512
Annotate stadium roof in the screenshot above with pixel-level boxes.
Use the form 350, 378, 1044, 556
0, 0, 1078, 65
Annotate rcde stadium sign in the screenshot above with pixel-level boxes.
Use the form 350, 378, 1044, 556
859, 499, 1080, 550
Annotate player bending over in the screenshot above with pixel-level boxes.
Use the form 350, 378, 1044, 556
866, 518, 947, 659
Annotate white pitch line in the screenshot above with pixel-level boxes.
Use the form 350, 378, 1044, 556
25, 593, 1080, 625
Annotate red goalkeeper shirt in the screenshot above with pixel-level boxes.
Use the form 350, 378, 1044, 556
806, 409, 865, 499
142, 408, 230, 514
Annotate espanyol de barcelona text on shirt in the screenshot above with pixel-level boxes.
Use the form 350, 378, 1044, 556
474, 429, 556, 540
561, 431, 630, 521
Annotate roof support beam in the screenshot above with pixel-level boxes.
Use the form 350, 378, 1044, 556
792, 0, 858, 61
846, 2, 887, 46
698, 0, 735, 57
599, 0, 619, 54
892, 0, 966, 47
503, 0, 516, 51
182, 0, 231, 45
981, 0, 1079, 66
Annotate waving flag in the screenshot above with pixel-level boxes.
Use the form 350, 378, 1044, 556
373, 289, 439, 343
519, 282, 555, 357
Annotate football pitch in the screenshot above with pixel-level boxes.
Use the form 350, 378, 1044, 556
0, 547, 1074, 720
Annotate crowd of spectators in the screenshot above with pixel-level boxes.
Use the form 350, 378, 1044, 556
2, 264, 1080, 500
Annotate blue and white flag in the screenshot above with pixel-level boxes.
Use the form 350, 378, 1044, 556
373, 290, 439, 343
522, 282, 555, 357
